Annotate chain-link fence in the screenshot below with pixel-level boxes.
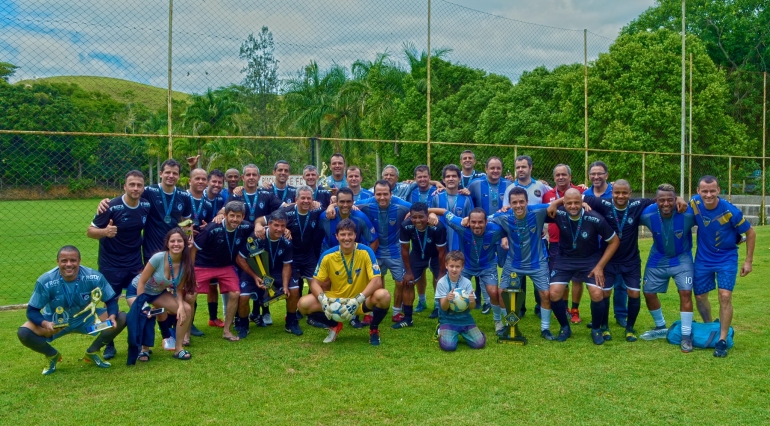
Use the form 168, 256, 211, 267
1, 1, 768, 306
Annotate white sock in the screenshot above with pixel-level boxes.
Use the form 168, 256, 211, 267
492, 304, 501, 321
681, 312, 693, 336
650, 308, 666, 327
541, 308, 552, 331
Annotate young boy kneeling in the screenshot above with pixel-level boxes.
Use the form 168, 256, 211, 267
435, 251, 486, 351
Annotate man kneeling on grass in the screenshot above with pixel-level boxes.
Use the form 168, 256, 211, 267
298, 219, 391, 346
435, 251, 485, 351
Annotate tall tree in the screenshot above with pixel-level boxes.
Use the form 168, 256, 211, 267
182, 88, 244, 168
239, 27, 280, 136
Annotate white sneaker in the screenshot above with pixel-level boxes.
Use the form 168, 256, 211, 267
162, 337, 176, 351
494, 320, 504, 334
640, 327, 668, 341
262, 313, 273, 325
323, 323, 343, 343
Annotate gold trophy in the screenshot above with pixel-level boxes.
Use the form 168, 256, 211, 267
318, 162, 333, 191
244, 237, 285, 307
178, 219, 193, 237
73, 288, 114, 335
498, 272, 528, 345
52, 306, 69, 329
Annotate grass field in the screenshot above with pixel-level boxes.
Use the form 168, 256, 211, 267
15, 76, 191, 111
0, 201, 768, 424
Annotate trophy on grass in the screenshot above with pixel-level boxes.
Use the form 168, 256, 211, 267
498, 272, 527, 345
244, 237, 286, 307
73, 288, 114, 335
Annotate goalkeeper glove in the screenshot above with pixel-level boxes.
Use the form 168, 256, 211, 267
344, 293, 367, 319
318, 293, 331, 319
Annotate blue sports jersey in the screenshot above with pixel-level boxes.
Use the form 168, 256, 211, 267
356, 199, 411, 259
352, 188, 374, 202
431, 192, 474, 251
312, 187, 333, 210
319, 208, 378, 252
490, 205, 549, 270
409, 185, 437, 205
325, 175, 347, 189
459, 170, 486, 190
467, 178, 512, 215
189, 194, 215, 226
232, 189, 282, 222
639, 204, 696, 268
92, 195, 150, 270
142, 184, 193, 260
689, 195, 751, 265
203, 188, 226, 216
444, 212, 505, 274
583, 182, 613, 199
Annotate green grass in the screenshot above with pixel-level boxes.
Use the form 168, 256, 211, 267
0, 203, 768, 424
15, 76, 190, 111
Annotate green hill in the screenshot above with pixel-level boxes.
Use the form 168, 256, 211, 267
15, 76, 191, 111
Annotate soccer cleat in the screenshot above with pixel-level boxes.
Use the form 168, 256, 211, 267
601, 327, 612, 341
307, 317, 329, 329
285, 323, 303, 336
349, 316, 366, 329
392, 312, 405, 323
494, 320, 504, 335
102, 343, 116, 360
248, 313, 260, 323
369, 329, 381, 346
162, 337, 176, 351
541, 329, 556, 341
237, 323, 249, 339
414, 301, 427, 313
681, 334, 693, 353
208, 318, 225, 328
190, 324, 204, 337
42, 353, 62, 375
391, 319, 413, 329
481, 303, 491, 315
262, 313, 273, 326
625, 329, 638, 342
428, 308, 439, 319
295, 311, 304, 320
570, 308, 582, 324
556, 326, 572, 342
591, 329, 604, 345
616, 317, 628, 328
362, 314, 373, 325
640, 326, 668, 341
323, 322, 344, 343
713, 339, 728, 358
83, 351, 111, 368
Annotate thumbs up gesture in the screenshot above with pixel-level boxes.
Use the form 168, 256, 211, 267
105, 219, 118, 238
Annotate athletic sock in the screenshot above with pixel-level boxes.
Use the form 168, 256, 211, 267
208, 302, 218, 321
552, 300, 570, 327
403, 305, 413, 322
681, 311, 693, 336
491, 304, 501, 322
286, 308, 298, 326
310, 312, 337, 328
392, 306, 402, 315
627, 297, 641, 330
262, 305, 270, 315
167, 314, 177, 335
540, 308, 552, 331
18, 327, 58, 357
418, 294, 426, 304
233, 316, 241, 330
571, 301, 580, 310
590, 300, 606, 331
370, 306, 389, 330
500, 308, 508, 319
602, 297, 610, 328
158, 316, 172, 339
650, 308, 666, 328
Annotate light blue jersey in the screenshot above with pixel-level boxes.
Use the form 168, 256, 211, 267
490, 204, 549, 270
639, 204, 696, 268
467, 178, 512, 215
319, 208, 378, 252
356, 199, 411, 259
444, 212, 505, 274
431, 192, 474, 251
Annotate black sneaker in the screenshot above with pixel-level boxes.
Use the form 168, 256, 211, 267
428, 308, 439, 319
391, 319, 414, 329
681, 334, 693, 353
481, 303, 491, 314
307, 317, 329, 329
237, 324, 249, 339
350, 316, 366, 329
713, 339, 728, 358
556, 326, 571, 342
189, 324, 205, 337
285, 323, 303, 336
541, 329, 555, 341
102, 342, 116, 360
601, 326, 612, 341
591, 329, 604, 345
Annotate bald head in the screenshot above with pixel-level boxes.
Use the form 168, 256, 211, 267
191, 168, 207, 178
563, 188, 583, 217
614, 179, 631, 190
564, 188, 581, 200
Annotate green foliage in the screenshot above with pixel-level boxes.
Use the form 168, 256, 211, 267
67, 178, 94, 194
0, 62, 18, 83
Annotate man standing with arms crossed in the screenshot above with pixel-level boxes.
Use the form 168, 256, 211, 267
690, 176, 755, 357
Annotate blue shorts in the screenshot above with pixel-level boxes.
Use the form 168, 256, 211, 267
500, 265, 549, 292
606, 262, 642, 291
291, 259, 316, 289
409, 255, 439, 282
462, 267, 498, 287
44, 308, 107, 341
550, 266, 604, 289
378, 257, 405, 282
101, 266, 142, 295
643, 263, 694, 293
693, 264, 737, 295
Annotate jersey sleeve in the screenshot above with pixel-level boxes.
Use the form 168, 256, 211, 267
362, 245, 381, 281
596, 216, 617, 242
180, 194, 193, 219
193, 226, 210, 251
313, 253, 330, 281
91, 205, 113, 228
280, 242, 294, 264
729, 204, 751, 233
399, 222, 411, 245
444, 212, 465, 233
583, 196, 608, 216
28, 280, 50, 309
357, 212, 378, 244
434, 277, 449, 299
148, 251, 165, 270
434, 224, 447, 247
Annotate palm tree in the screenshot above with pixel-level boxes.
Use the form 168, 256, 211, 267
138, 111, 168, 184
182, 88, 244, 169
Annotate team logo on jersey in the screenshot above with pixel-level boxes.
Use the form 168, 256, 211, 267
278, 250, 283, 255
510, 272, 517, 278
241, 282, 246, 288
529, 226, 536, 234
370, 227, 376, 235
581, 231, 588, 239
702, 217, 711, 226
311, 221, 316, 228
259, 202, 264, 209
177, 203, 183, 211
389, 220, 396, 225
142, 216, 147, 224
80, 292, 91, 302
483, 244, 490, 250
675, 231, 683, 239
627, 218, 634, 224
534, 190, 541, 197
446, 213, 456, 221
373, 263, 381, 272
355, 268, 361, 276
236, 238, 241, 245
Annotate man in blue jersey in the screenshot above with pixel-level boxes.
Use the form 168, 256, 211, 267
264, 160, 297, 204
394, 203, 447, 329
97, 159, 193, 263
325, 153, 348, 190
303, 165, 333, 209
582, 160, 627, 328
87, 169, 149, 359
223, 168, 241, 201
491, 188, 554, 339
346, 166, 373, 202
637, 184, 697, 351
690, 176, 755, 357
204, 169, 226, 218
547, 189, 619, 344
18, 246, 127, 374
429, 164, 473, 318
356, 180, 412, 321
429, 207, 507, 334
407, 165, 438, 313
459, 150, 486, 190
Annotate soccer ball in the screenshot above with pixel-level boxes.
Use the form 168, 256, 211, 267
449, 290, 470, 312
327, 298, 347, 322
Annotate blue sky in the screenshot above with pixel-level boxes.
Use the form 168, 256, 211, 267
0, 0, 656, 93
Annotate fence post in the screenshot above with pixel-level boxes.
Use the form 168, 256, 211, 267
689, 52, 693, 200
728, 156, 732, 202
640, 153, 646, 237
167, 0, 174, 159
426, 0, 432, 171
763, 71, 767, 225
584, 29, 589, 185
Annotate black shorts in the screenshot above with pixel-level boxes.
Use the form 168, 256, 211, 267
550, 266, 599, 287
100, 266, 141, 294
548, 243, 561, 270
238, 270, 282, 300
409, 255, 439, 281
606, 262, 641, 291
291, 258, 316, 288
